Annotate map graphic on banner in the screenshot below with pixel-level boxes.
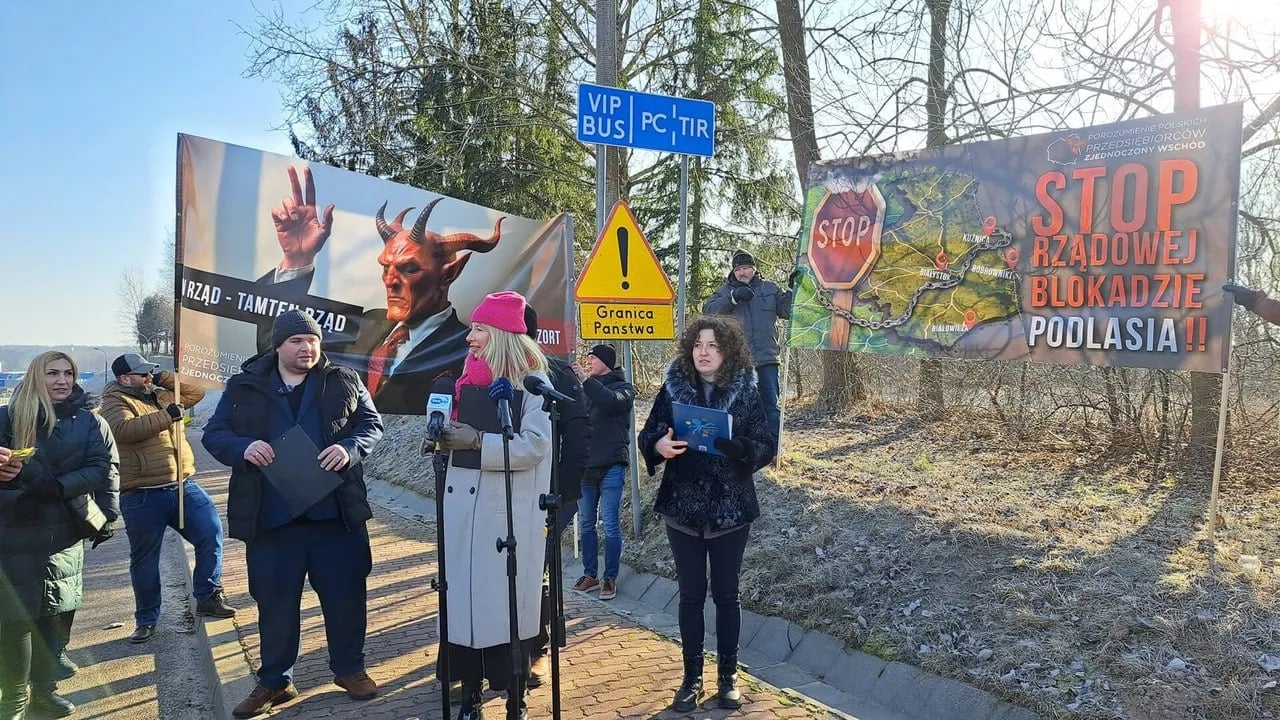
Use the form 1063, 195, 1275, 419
175, 134, 574, 413
788, 104, 1243, 374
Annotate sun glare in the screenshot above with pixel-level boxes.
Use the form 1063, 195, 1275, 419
1203, 0, 1280, 31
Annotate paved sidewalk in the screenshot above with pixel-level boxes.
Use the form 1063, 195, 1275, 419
192, 438, 835, 720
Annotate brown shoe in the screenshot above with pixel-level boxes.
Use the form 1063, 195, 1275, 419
573, 575, 600, 592
335, 670, 379, 700
600, 578, 617, 600
232, 683, 299, 718
528, 652, 550, 688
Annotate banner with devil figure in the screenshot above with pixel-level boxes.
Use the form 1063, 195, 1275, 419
787, 104, 1242, 374
174, 134, 575, 413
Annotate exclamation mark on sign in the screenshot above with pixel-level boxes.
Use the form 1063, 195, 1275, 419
618, 226, 630, 290
1185, 316, 1208, 352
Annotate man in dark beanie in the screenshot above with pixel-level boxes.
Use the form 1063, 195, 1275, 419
203, 308, 384, 717
703, 249, 792, 438
569, 344, 635, 602
522, 305, 591, 688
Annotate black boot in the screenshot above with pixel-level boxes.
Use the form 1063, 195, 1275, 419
672, 655, 703, 712
717, 653, 742, 709
456, 681, 483, 720
27, 686, 73, 718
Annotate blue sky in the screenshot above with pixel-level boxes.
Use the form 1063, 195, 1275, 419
0, 2, 311, 345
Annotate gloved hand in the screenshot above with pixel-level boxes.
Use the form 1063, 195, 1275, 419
1224, 282, 1263, 310
165, 403, 185, 420
730, 286, 755, 304
441, 422, 482, 452
91, 527, 114, 549
713, 436, 750, 462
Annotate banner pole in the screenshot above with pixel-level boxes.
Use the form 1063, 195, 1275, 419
1206, 340, 1233, 558
625, 341, 642, 535
173, 135, 187, 530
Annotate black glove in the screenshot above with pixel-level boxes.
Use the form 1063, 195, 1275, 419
731, 286, 755, 304
714, 436, 750, 462
91, 527, 114, 549
165, 403, 185, 420
1224, 282, 1263, 310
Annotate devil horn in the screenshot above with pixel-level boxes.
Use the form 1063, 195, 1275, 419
410, 197, 445, 244
439, 216, 505, 255
375, 201, 395, 241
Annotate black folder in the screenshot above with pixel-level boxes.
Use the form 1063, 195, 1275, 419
260, 425, 345, 517
452, 385, 523, 470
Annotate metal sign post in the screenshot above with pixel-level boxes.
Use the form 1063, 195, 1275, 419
576, 82, 716, 536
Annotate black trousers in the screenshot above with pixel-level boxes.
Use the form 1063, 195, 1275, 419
666, 524, 750, 659
0, 610, 75, 706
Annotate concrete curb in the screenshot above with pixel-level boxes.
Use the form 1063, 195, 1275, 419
172, 529, 233, 720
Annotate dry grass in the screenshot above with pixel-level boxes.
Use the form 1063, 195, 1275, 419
364, 404, 1280, 719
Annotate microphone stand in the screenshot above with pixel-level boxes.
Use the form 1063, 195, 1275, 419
495, 404, 524, 720
423, 427, 451, 719
537, 393, 566, 720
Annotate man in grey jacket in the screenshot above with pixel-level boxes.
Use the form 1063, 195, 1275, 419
702, 249, 792, 437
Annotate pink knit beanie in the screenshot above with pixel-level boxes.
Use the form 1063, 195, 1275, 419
470, 291, 528, 334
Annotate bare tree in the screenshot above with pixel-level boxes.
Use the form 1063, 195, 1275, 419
117, 266, 150, 346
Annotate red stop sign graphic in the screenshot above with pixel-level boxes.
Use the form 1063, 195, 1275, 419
808, 186, 885, 290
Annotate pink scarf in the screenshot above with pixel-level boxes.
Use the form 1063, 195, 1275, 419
453, 353, 494, 419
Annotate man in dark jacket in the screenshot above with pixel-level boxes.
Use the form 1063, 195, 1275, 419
102, 353, 234, 645
523, 306, 591, 688
203, 309, 384, 719
569, 344, 635, 602
702, 249, 792, 436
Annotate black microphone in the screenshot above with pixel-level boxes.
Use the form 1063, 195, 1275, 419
424, 375, 454, 448
488, 377, 515, 438
522, 375, 575, 405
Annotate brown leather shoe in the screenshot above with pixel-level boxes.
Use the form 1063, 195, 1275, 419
232, 683, 299, 718
335, 671, 378, 700
528, 652, 550, 688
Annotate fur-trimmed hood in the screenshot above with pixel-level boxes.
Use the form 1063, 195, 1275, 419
663, 359, 757, 412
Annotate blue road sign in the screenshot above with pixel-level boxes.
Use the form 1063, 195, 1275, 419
576, 83, 716, 157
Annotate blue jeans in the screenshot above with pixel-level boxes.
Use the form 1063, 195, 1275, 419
578, 464, 625, 580
122, 481, 225, 626
756, 362, 781, 438
247, 520, 372, 689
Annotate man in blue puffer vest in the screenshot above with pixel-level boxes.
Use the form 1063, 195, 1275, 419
203, 309, 384, 719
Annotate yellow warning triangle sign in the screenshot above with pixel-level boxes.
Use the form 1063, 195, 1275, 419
574, 201, 674, 303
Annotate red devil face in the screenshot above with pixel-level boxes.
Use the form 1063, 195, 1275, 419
375, 198, 504, 324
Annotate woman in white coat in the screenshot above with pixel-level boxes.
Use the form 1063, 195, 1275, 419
439, 291, 553, 720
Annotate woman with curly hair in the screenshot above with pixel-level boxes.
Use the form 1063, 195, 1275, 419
638, 315, 777, 713
0, 351, 120, 719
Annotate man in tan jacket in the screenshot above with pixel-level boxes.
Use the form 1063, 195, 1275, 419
101, 353, 234, 644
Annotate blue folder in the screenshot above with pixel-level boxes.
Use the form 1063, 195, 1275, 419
671, 402, 732, 456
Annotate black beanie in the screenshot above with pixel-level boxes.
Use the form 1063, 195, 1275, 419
271, 309, 323, 348
589, 344, 618, 370
732, 249, 756, 269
